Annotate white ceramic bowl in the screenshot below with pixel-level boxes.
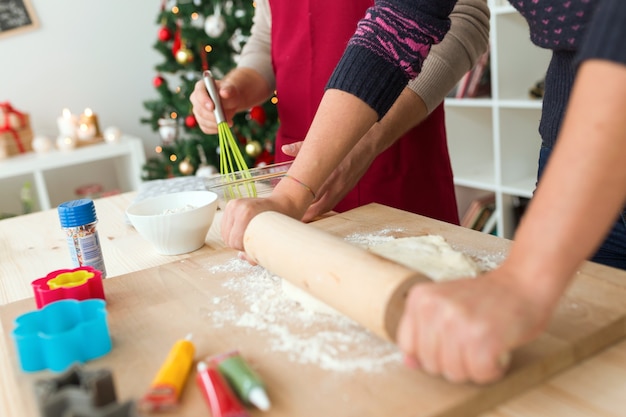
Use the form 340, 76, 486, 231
126, 190, 218, 255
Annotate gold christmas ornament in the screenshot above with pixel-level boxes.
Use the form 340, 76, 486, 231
245, 140, 262, 158
175, 46, 194, 65
179, 157, 194, 175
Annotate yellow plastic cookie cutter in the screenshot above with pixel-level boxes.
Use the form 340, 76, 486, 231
47, 270, 95, 289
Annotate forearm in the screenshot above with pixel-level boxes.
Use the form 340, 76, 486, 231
273, 89, 378, 215
505, 60, 626, 307
409, 0, 490, 113
226, 0, 274, 112
356, 88, 429, 158
236, 0, 275, 90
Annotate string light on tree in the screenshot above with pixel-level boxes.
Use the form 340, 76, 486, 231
190, 11, 205, 29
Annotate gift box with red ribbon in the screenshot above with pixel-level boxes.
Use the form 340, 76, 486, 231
0, 102, 34, 158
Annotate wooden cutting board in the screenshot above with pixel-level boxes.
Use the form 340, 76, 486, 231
2, 203, 626, 417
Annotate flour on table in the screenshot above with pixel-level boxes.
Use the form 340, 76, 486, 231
203, 258, 402, 373
281, 280, 342, 316
368, 235, 480, 281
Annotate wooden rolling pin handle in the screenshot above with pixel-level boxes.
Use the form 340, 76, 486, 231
243, 211, 430, 342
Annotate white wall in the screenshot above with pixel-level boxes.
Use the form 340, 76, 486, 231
0, 0, 161, 157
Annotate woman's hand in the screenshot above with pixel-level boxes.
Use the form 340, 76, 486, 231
220, 197, 279, 252
220, 173, 315, 255
190, 79, 242, 134
396, 266, 554, 384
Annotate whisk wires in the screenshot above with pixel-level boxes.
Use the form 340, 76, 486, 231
203, 70, 256, 199
217, 122, 256, 199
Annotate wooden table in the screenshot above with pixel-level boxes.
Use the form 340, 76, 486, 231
1, 192, 625, 416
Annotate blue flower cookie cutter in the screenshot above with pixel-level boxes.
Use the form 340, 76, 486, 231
11, 299, 112, 373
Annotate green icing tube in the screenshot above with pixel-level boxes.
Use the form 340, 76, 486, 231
216, 351, 271, 411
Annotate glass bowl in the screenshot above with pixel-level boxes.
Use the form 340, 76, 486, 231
204, 161, 292, 207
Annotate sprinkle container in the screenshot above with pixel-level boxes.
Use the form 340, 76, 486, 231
58, 199, 107, 278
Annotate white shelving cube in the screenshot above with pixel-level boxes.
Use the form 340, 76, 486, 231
445, 1, 552, 238
0, 136, 146, 215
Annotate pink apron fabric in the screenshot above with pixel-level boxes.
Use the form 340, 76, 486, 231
269, 0, 459, 224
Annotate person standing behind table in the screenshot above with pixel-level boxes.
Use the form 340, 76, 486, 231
396, 0, 626, 385
218, 0, 626, 385
191, 0, 490, 223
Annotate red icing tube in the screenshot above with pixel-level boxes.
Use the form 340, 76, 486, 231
196, 361, 250, 417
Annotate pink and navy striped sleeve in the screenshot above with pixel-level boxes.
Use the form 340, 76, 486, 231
326, 0, 457, 119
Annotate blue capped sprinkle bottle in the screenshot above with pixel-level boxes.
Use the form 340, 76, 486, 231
58, 199, 107, 278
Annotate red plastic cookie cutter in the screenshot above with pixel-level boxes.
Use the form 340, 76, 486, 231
32, 266, 105, 309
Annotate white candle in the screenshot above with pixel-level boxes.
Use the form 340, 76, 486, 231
57, 108, 78, 138
78, 108, 101, 140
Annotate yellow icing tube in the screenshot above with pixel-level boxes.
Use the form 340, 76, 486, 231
139, 334, 195, 412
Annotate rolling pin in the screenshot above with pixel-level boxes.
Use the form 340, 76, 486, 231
243, 211, 431, 342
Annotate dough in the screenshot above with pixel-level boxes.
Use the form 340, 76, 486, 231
368, 235, 479, 282
281, 234, 479, 314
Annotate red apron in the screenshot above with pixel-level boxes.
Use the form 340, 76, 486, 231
269, 0, 459, 224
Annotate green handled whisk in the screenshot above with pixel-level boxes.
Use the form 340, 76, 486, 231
202, 70, 256, 199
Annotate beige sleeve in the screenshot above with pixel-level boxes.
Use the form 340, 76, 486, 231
237, 0, 276, 91
408, 0, 490, 113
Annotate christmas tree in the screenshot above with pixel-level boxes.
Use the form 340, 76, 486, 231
141, 0, 279, 180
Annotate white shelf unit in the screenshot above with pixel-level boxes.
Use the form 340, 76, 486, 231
0, 136, 146, 215
445, 2, 551, 238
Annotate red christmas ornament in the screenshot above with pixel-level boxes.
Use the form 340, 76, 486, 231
172, 21, 182, 57
254, 149, 274, 167
248, 106, 267, 125
237, 134, 247, 145
153, 75, 165, 88
158, 26, 173, 42
185, 114, 197, 128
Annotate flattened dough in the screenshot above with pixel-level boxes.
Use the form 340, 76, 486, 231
368, 235, 479, 282
282, 234, 479, 314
